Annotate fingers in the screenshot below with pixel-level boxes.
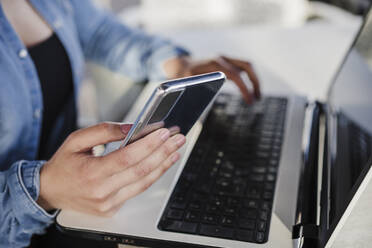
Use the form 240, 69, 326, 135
221, 56, 261, 99
215, 57, 254, 103
77, 134, 185, 217
109, 151, 181, 210
65, 122, 132, 152
99, 128, 171, 175
104, 134, 186, 191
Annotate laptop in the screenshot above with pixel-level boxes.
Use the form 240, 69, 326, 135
57, 8, 372, 248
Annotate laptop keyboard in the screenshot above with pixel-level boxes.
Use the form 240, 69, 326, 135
158, 94, 287, 244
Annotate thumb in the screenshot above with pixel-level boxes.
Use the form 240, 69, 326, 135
66, 122, 133, 152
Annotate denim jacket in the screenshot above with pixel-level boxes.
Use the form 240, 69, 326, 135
0, 0, 188, 247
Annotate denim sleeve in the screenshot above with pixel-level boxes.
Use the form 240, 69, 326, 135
69, 0, 190, 82
0, 160, 56, 248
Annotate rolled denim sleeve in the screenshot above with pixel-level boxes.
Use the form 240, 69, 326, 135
0, 160, 56, 247
69, 0, 189, 82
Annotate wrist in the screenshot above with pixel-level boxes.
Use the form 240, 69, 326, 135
163, 55, 192, 79
37, 162, 56, 211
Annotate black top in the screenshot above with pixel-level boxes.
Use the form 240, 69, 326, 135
28, 33, 77, 160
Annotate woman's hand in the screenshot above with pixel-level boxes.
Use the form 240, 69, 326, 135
37, 122, 186, 217
164, 56, 261, 104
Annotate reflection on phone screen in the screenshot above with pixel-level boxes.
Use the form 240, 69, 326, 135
127, 90, 183, 144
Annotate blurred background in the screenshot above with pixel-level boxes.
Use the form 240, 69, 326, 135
79, 0, 370, 127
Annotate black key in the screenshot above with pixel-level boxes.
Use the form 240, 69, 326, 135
269, 159, 278, 166
256, 232, 265, 243
258, 221, 266, 232
199, 224, 234, 239
243, 199, 258, 209
251, 166, 266, 173
189, 201, 202, 210
166, 209, 183, 220
262, 202, 271, 210
266, 174, 275, 182
161, 220, 198, 234
202, 214, 219, 224
264, 183, 275, 191
239, 218, 255, 229
268, 166, 278, 173
236, 230, 254, 242
223, 207, 237, 215
263, 191, 273, 200
246, 187, 261, 198
185, 211, 200, 222
221, 216, 235, 226
256, 151, 270, 159
205, 204, 220, 213
242, 209, 257, 219
227, 197, 239, 206
259, 211, 268, 221
211, 196, 225, 206
170, 200, 187, 210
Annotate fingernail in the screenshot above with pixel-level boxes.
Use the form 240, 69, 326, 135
171, 153, 180, 163
159, 129, 170, 141
120, 124, 132, 134
174, 134, 186, 146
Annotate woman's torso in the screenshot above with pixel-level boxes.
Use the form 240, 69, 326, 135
0, 0, 85, 168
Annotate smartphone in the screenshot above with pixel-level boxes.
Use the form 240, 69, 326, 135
120, 72, 226, 147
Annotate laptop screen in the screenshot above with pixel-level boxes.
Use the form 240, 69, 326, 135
322, 8, 372, 246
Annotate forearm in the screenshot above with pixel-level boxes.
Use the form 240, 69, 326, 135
163, 55, 193, 79
70, 0, 189, 82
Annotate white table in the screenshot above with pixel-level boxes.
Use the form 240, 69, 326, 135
119, 18, 372, 248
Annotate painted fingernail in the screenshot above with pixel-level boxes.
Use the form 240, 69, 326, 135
120, 124, 132, 134
171, 153, 180, 163
159, 129, 170, 141
174, 134, 186, 146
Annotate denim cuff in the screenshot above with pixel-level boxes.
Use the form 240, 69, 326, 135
7, 160, 56, 233
147, 45, 190, 81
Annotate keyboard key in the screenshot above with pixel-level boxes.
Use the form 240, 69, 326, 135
166, 209, 183, 220
205, 204, 220, 213
170, 200, 187, 210
199, 224, 234, 239
227, 197, 239, 206
251, 166, 267, 173
258, 221, 266, 231
223, 207, 237, 215
259, 211, 268, 221
161, 220, 198, 234
242, 209, 257, 219
202, 214, 219, 224
185, 211, 200, 222
265, 183, 275, 191
263, 191, 273, 200
266, 174, 275, 182
256, 232, 265, 243
239, 218, 255, 229
221, 216, 235, 226
246, 187, 261, 198
243, 199, 258, 208
189, 201, 202, 210
268, 166, 278, 173
236, 230, 254, 242
249, 174, 265, 182
262, 202, 271, 210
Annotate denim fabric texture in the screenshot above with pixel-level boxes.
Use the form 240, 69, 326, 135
0, 0, 188, 247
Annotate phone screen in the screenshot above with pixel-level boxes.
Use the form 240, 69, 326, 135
128, 90, 184, 143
